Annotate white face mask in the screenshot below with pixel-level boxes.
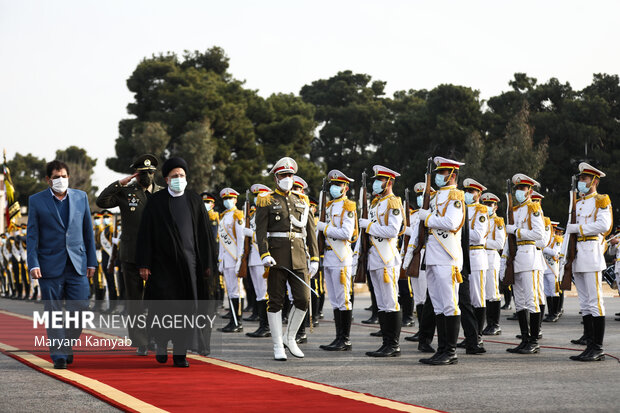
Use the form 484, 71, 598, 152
204, 203, 213, 212
277, 177, 294, 192
168, 177, 187, 193
51, 177, 69, 194
223, 199, 236, 210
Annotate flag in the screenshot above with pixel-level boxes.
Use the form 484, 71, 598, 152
2, 149, 20, 232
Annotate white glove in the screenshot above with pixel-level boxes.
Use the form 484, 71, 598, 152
235, 259, 242, 274
218, 261, 224, 273
243, 227, 254, 237
543, 247, 559, 259
112, 237, 120, 246
316, 221, 327, 232
506, 224, 517, 234
404, 227, 414, 237
418, 209, 430, 221
566, 223, 580, 234
309, 261, 319, 277
359, 218, 370, 229
262, 255, 277, 267
402, 248, 414, 270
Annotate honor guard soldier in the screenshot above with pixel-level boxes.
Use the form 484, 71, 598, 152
17, 224, 30, 300
308, 195, 325, 326
316, 169, 358, 351
1, 233, 13, 297
96, 153, 162, 356
255, 157, 319, 361
564, 163, 611, 361
542, 221, 562, 322
480, 193, 506, 335
201, 192, 220, 239
218, 187, 245, 333
417, 157, 465, 365
402, 182, 433, 342
607, 226, 620, 311
460, 178, 490, 353
531, 191, 551, 332
359, 165, 404, 358
92, 212, 107, 310
244, 184, 272, 338
8, 228, 23, 299
505, 173, 545, 355
100, 210, 119, 313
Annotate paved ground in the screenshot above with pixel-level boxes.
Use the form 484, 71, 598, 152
1, 294, 618, 412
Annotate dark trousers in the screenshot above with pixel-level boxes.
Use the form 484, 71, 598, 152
458, 273, 478, 347
267, 267, 309, 312
121, 261, 148, 347
38, 260, 89, 361
418, 292, 436, 344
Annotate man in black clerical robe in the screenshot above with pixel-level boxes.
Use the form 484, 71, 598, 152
136, 157, 218, 367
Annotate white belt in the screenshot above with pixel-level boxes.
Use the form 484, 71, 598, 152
267, 232, 304, 239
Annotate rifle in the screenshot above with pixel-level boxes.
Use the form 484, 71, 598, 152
354, 171, 368, 283
503, 179, 517, 285
237, 190, 251, 279
399, 188, 411, 279
560, 176, 577, 291
107, 214, 119, 275
317, 178, 328, 256
407, 157, 433, 277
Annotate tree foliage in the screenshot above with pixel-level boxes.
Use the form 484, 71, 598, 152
7, 153, 48, 207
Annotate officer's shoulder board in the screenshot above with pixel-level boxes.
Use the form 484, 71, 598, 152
343, 199, 356, 212
554, 235, 563, 245
474, 204, 488, 214
208, 210, 219, 222
595, 194, 611, 209
256, 191, 274, 207
527, 201, 542, 216
292, 190, 310, 206
386, 195, 401, 210
233, 209, 244, 222
448, 188, 464, 208
543, 217, 551, 227
494, 216, 505, 229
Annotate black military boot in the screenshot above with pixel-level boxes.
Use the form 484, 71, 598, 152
324, 310, 352, 351
518, 312, 540, 354
507, 310, 529, 353
538, 304, 545, 335
551, 296, 561, 321
246, 300, 271, 337
570, 315, 594, 360
320, 309, 341, 350
420, 314, 445, 364
220, 298, 243, 332
295, 317, 307, 344
362, 290, 379, 324
399, 284, 414, 327
543, 297, 555, 322
484, 301, 502, 335
427, 315, 459, 365
368, 311, 401, 357
580, 316, 605, 362
571, 314, 592, 346
558, 292, 565, 317
474, 306, 486, 341
405, 304, 425, 342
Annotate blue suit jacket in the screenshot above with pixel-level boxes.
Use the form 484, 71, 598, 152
27, 188, 97, 278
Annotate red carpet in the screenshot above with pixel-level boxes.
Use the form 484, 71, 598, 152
0, 311, 440, 412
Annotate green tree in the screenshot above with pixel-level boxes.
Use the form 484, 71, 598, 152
55, 146, 98, 205
7, 153, 48, 207
170, 119, 218, 192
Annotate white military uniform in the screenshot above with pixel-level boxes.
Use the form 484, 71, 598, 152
405, 208, 427, 307
570, 191, 611, 317
218, 197, 245, 299
366, 193, 404, 312
542, 229, 562, 298
485, 211, 506, 302
608, 238, 620, 296
423, 184, 465, 316
322, 196, 357, 311
466, 203, 490, 308
511, 200, 545, 313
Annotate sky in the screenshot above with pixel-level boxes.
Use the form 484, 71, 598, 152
1, 0, 619, 193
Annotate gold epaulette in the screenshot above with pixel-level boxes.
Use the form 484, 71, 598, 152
448, 188, 464, 202
256, 192, 273, 207
343, 199, 356, 212
596, 194, 611, 209
527, 201, 541, 214
292, 190, 310, 206
370, 196, 380, 207
233, 209, 244, 221
554, 235, 564, 244
325, 199, 333, 208
475, 204, 488, 214
544, 217, 551, 227
208, 210, 219, 221
494, 216, 505, 228
386, 195, 402, 210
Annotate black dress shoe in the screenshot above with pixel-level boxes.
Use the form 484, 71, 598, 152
482, 325, 501, 336
404, 332, 420, 342
365, 306, 372, 311
401, 317, 414, 327
370, 330, 383, 337
418, 342, 435, 353
362, 315, 379, 324
136, 345, 148, 356
366, 345, 400, 357
516, 341, 540, 354
579, 346, 605, 362
456, 339, 467, 348
246, 326, 271, 338
173, 356, 189, 367
507, 341, 527, 353
53, 359, 67, 369
243, 314, 259, 322
427, 352, 458, 365
321, 338, 352, 351
466, 346, 486, 355
506, 313, 518, 320
295, 333, 307, 344
569, 346, 591, 361
570, 336, 588, 345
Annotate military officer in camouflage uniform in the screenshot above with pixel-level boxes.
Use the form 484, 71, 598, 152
96, 154, 162, 356
255, 157, 319, 361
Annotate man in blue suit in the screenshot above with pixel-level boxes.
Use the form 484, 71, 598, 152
27, 160, 97, 369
